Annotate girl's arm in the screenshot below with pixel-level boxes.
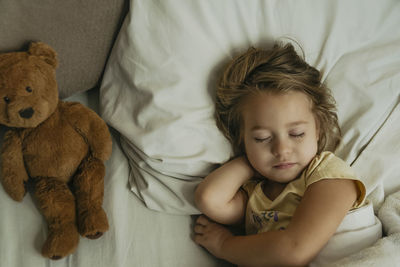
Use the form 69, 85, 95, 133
195, 156, 254, 225
195, 178, 358, 267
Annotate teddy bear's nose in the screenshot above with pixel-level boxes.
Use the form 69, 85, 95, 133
19, 107, 34, 119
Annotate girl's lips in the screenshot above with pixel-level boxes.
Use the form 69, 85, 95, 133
273, 163, 296, 169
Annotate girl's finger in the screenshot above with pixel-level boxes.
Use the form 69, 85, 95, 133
194, 224, 205, 234
196, 215, 210, 225
193, 233, 204, 245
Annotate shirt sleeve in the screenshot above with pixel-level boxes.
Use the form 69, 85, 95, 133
304, 152, 366, 208
241, 179, 258, 198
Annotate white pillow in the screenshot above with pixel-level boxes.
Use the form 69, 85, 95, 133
100, 0, 400, 214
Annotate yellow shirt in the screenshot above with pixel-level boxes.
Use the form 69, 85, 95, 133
242, 152, 366, 235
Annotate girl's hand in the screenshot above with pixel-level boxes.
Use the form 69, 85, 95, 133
194, 215, 233, 259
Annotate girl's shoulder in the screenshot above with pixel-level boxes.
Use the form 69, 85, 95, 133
304, 151, 355, 179
303, 151, 366, 208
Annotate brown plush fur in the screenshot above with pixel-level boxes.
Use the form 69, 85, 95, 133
0, 42, 112, 260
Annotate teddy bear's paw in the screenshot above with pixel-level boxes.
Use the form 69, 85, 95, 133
79, 208, 109, 239
7, 187, 26, 202
42, 224, 79, 260
1, 176, 27, 202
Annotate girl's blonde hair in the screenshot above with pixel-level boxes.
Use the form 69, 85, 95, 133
215, 42, 341, 155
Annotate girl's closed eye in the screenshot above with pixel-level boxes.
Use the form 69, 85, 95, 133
290, 132, 305, 138
254, 136, 271, 143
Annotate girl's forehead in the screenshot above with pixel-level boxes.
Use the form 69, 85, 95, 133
243, 90, 313, 110
241, 90, 315, 128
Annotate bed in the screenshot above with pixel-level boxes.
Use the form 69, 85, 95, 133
1, 0, 400, 266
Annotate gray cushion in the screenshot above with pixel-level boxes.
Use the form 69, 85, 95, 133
0, 0, 128, 98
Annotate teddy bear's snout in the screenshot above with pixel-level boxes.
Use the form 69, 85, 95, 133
19, 107, 34, 119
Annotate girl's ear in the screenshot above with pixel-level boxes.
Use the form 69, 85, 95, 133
28, 42, 58, 68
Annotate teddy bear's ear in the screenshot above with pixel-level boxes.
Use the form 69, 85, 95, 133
28, 42, 58, 68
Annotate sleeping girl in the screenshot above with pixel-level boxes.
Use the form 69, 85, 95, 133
193, 42, 381, 266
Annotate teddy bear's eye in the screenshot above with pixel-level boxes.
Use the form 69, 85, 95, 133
3, 96, 10, 103
26, 86, 33, 93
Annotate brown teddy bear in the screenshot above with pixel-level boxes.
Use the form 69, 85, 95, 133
0, 42, 112, 260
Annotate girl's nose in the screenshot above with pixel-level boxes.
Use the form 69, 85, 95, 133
271, 138, 291, 158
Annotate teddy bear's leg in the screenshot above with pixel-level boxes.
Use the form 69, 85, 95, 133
34, 177, 80, 260
73, 156, 109, 239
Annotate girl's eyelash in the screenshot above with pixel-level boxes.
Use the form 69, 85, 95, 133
254, 133, 304, 142
254, 137, 271, 143
290, 133, 305, 138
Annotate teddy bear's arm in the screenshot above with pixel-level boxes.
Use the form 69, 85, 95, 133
1, 130, 29, 201
64, 102, 112, 161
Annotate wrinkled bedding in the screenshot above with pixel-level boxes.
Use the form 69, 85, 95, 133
100, 0, 400, 215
